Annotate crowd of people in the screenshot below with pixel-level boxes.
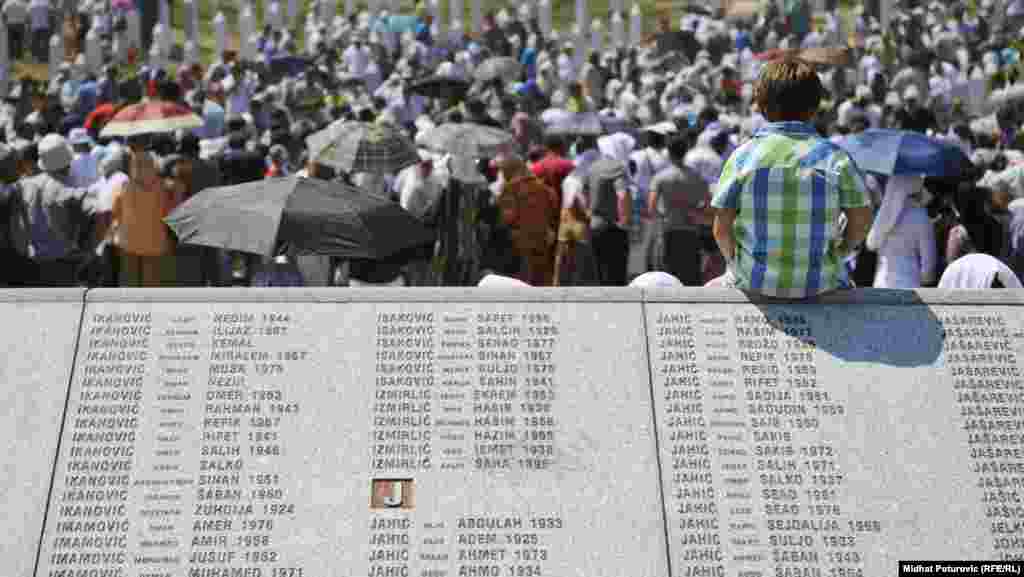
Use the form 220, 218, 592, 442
2, 0, 1024, 293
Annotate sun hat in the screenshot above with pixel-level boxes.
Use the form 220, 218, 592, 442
37, 133, 73, 172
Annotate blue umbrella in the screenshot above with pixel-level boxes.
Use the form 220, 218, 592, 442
372, 15, 419, 34
835, 129, 972, 177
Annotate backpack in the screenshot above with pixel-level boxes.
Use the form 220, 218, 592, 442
585, 159, 633, 230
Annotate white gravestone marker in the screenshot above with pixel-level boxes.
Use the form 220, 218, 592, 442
573, 24, 585, 71
591, 18, 603, 55
471, 0, 482, 35
126, 7, 141, 56
85, 27, 102, 74
269, 0, 284, 31
184, 0, 198, 42
450, 0, 463, 33
0, 20, 7, 97
240, 4, 256, 61
48, 34, 62, 80
575, 0, 587, 37
213, 11, 227, 60
611, 10, 625, 48
184, 40, 199, 66
538, 0, 551, 37
630, 3, 642, 47
158, 0, 171, 56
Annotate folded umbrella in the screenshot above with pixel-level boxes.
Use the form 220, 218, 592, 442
99, 100, 203, 138
307, 120, 420, 174
164, 176, 435, 259
835, 129, 973, 177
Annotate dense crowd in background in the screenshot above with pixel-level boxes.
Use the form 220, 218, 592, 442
3, 0, 1024, 292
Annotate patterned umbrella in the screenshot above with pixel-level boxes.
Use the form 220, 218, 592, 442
307, 121, 419, 174
474, 57, 522, 83
419, 123, 514, 159
99, 100, 203, 137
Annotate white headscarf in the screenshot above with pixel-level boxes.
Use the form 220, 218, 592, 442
629, 271, 684, 288
939, 254, 1024, 288
478, 274, 532, 288
867, 175, 921, 251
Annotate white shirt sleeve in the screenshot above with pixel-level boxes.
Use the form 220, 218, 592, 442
562, 174, 582, 210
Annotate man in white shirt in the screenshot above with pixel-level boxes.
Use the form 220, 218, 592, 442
68, 128, 100, 188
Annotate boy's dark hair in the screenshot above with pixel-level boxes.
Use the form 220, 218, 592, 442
753, 58, 824, 121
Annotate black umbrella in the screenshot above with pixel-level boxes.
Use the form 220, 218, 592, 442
164, 176, 435, 260
409, 75, 472, 100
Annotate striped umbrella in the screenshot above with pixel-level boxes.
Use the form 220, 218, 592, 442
99, 100, 203, 138
307, 121, 419, 174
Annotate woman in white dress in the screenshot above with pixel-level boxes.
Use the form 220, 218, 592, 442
866, 175, 937, 289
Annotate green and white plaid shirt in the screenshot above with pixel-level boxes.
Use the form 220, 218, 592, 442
712, 122, 870, 298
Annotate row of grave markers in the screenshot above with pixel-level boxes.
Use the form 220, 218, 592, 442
0, 0, 646, 93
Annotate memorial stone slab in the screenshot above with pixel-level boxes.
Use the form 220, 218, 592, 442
36, 288, 668, 577
0, 289, 85, 577
644, 289, 1024, 576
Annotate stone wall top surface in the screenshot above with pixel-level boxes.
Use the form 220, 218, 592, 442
76, 287, 1024, 306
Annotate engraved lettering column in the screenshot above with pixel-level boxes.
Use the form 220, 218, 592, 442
520, 312, 558, 471
474, 313, 519, 472
373, 311, 435, 474
655, 311, 724, 574
45, 312, 150, 573
944, 313, 1024, 559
